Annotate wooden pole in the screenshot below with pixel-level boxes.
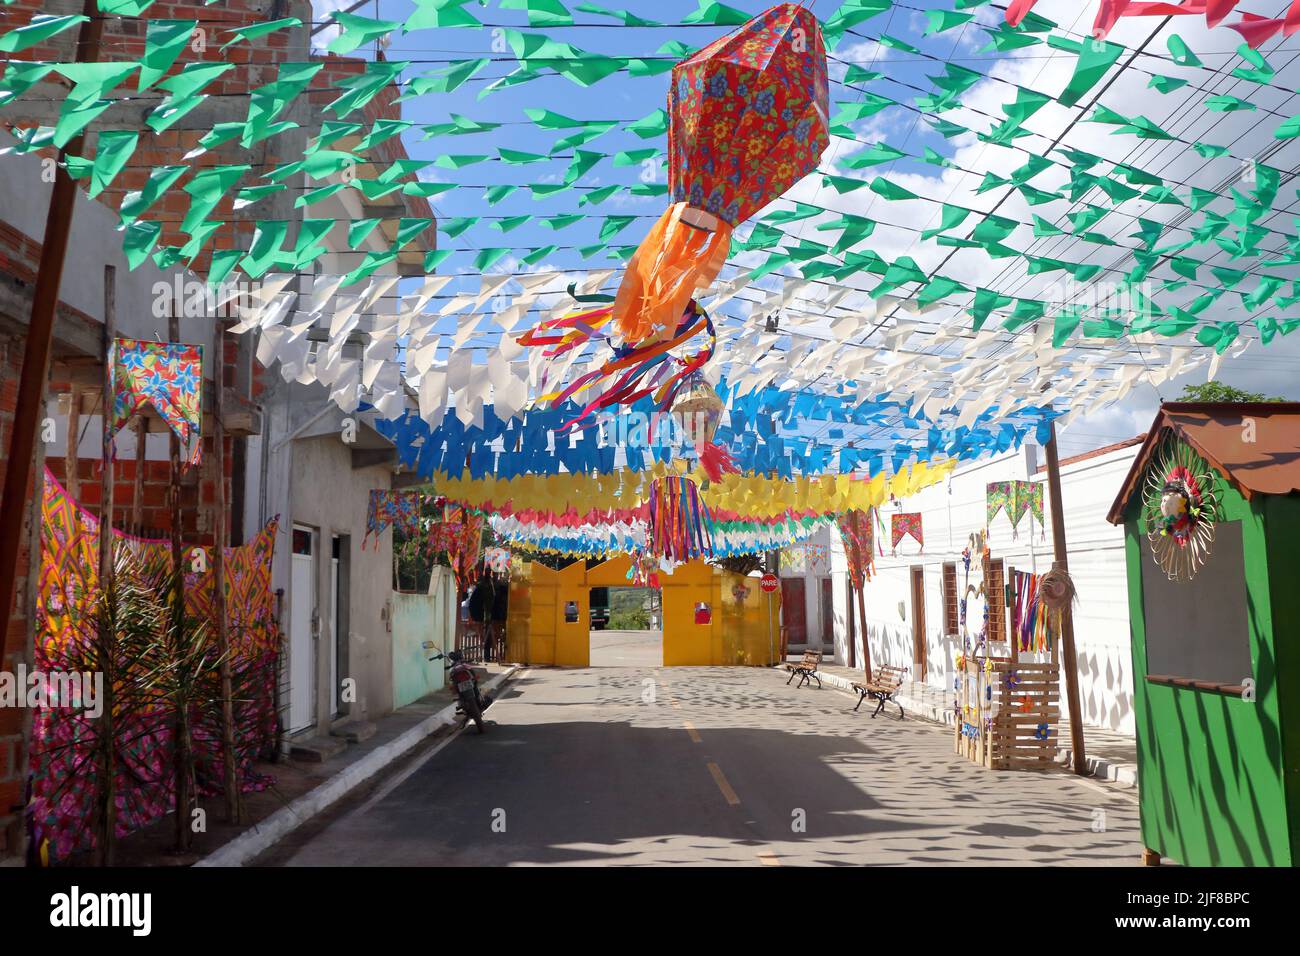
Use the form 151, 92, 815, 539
93, 266, 117, 866
849, 510, 871, 682
0, 2, 104, 673
212, 320, 242, 823
132, 418, 146, 534
1044, 421, 1087, 776
66, 389, 82, 502
168, 312, 192, 850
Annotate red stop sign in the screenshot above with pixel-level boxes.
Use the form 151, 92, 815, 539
760, 573, 779, 593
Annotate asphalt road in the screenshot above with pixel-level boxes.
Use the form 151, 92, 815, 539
260, 666, 1141, 866
590, 628, 663, 667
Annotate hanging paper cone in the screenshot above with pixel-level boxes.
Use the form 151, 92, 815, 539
648, 474, 714, 562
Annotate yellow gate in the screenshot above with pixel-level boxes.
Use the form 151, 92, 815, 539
507, 555, 780, 667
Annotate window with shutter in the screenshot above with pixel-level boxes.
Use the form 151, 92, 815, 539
987, 558, 1006, 644
941, 562, 958, 636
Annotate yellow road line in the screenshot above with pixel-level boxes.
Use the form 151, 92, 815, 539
682, 720, 702, 743
756, 850, 781, 867
707, 761, 740, 806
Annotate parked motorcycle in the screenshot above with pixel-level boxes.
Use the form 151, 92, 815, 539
425, 644, 492, 733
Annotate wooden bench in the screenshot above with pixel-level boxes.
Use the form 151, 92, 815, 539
852, 665, 906, 718
784, 650, 822, 689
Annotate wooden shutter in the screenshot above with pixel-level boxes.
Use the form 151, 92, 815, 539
941, 562, 958, 636
987, 558, 1006, 644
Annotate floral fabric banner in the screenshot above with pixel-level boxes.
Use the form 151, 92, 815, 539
805, 543, 828, 572
837, 509, 875, 588
779, 544, 807, 573
891, 512, 924, 553
111, 337, 203, 467
29, 468, 278, 862
986, 480, 1044, 538
483, 546, 511, 575
363, 488, 422, 547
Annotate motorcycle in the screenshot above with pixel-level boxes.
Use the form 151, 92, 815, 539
425, 644, 492, 733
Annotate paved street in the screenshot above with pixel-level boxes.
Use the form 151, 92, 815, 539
590, 628, 663, 667
261, 666, 1140, 866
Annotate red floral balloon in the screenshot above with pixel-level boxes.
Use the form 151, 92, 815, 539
668, 3, 830, 226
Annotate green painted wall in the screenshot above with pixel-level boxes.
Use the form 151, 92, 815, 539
1124, 476, 1298, 866
391, 568, 455, 709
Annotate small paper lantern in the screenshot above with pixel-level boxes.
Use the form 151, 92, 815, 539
670, 378, 724, 449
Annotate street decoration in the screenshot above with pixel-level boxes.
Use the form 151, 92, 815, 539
612, 2, 828, 346
1141, 437, 1221, 581
837, 508, 876, 588
363, 489, 423, 549
30, 469, 279, 862
986, 480, 1045, 540
890, 512, 923, 554
483, 546, 512, 575
647, 473, 714, 563
110, 337, 203, 467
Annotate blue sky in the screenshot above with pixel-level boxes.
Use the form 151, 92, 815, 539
301, 1, 1300, 460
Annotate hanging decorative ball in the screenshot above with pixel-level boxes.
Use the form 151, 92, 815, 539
1141, 438, 1220, 581
670, 377, 724, 449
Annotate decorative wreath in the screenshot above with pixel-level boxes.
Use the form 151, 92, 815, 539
1141, 438, 1220, 581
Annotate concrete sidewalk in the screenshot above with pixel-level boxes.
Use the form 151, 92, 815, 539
791, 660, 1138, 788
197, 663, 519, 866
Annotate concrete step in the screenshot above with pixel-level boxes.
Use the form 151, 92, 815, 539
331, 720, 378, 744
288, 735, 348, 763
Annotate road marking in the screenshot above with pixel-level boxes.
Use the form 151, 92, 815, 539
682, 720, 702, 743
756, 850, 781, 867
707, 761, 741, 806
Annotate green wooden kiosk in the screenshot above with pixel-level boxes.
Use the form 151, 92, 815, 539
1107, 402, 1300, 866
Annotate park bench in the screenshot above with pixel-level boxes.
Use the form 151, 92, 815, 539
784, 650, 822, 689
852, 665, 906, 718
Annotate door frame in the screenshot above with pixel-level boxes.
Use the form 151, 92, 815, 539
909, 565, 927, 681
289, 524, 319, 734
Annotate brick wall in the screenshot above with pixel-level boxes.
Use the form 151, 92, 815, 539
0, 331, 40, 859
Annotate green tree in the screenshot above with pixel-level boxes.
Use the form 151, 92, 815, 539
1177, 381, 1287, 403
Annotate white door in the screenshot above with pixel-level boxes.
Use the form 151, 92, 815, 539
329, 542, 340, 719
289, 526, 317, 733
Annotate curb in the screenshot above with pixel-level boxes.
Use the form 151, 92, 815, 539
196, 665, 520, 867
779, 665, 1137, 789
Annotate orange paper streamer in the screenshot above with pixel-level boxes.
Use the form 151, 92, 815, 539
611, 202, 732, 345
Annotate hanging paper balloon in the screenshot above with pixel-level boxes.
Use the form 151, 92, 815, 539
669, 376, 737, 482
1141, 438, 1220, 581
614, 3, 829, 345
648, 474, 715, 563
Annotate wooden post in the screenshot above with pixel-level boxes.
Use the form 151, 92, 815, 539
132, 418, 146, 534
168, 312, 192, 851
0, 2, 104, 672
212, 320, 242, 823
65, 389, 81, 502
1044, 421, 1087, 776
93, 266, 117, 866
849, 510, 871, 682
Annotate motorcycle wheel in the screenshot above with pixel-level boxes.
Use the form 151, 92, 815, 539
461, 690, 485, 734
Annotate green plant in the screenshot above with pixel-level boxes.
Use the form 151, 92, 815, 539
1177, 381, 1287, 403
118, 561, 231, 853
